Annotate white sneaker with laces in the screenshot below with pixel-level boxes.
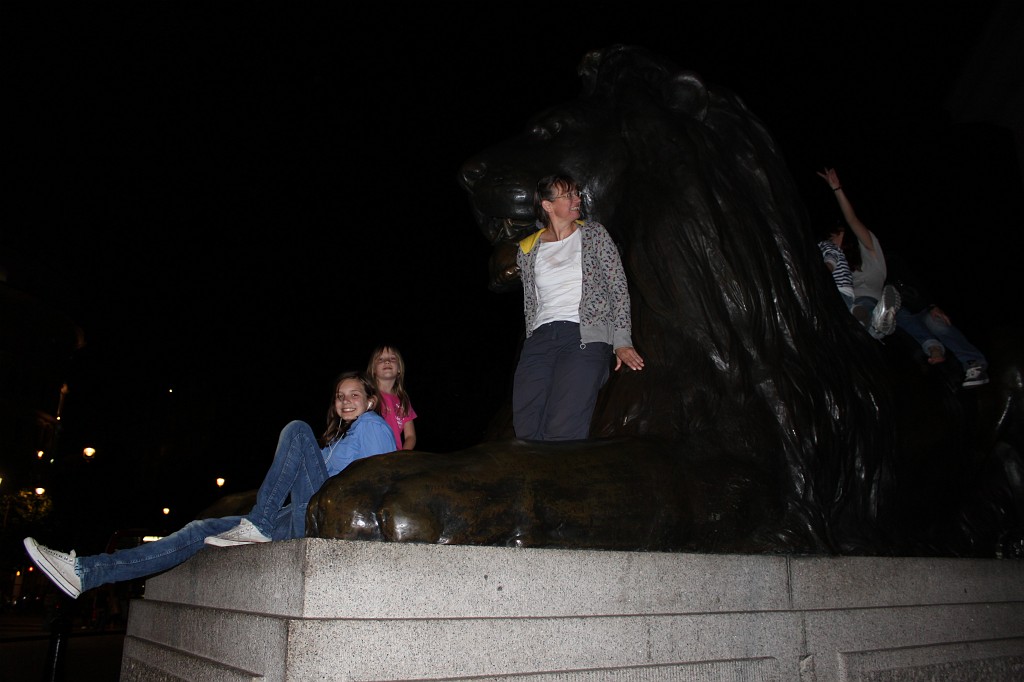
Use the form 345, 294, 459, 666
870, 284, 901, 337
24, 537, 82, 599
204, 518, 271, 547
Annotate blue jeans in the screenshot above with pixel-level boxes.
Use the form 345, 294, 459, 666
246, 420, 329, 541
76, 420, 327, 591
854, 295, 878, 317
513, 321, 611, 441
895, 308, 987, 369
77, 516, 242, 591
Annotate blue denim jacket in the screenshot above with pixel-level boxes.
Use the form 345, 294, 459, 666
322, 411, 395, 476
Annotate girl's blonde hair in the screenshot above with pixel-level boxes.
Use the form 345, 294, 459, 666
366, 344, 412, 417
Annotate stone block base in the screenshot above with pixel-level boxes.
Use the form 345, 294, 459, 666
121, 539, 1024, 681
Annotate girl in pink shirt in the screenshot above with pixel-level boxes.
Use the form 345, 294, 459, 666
367, 344, 418, 449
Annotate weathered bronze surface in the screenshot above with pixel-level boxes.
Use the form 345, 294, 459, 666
307, 45, 1023, 557
306, 438, 778, 552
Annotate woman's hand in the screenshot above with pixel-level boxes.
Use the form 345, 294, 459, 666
614, 346, 645, 371
817, 167, 841, 190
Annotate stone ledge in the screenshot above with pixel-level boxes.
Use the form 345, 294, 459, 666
124, 539, 1024, 681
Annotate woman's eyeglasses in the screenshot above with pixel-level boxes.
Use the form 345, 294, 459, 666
551, 190, 582, 200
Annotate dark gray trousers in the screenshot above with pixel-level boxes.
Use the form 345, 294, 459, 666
512, 321, 611, 441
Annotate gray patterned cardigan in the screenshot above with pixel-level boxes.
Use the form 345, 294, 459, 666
516, 219, 634, 350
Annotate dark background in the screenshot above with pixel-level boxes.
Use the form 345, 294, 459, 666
3, 3, 1022, 547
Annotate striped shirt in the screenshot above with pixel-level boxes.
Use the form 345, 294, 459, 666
818, 240, 854, 300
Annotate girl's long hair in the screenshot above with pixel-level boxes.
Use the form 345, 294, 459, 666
366, 344, 412, 417
319, 371, 380, 447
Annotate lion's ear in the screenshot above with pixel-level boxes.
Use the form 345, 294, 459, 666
663, 71, 708, 121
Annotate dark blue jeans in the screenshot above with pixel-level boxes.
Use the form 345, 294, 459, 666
512, 321, 611, 441
77, 420, 327, 591
895, 308, 987, 369
77, 516, 241, 591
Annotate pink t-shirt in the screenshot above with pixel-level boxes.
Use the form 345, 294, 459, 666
380, 392, 416, 448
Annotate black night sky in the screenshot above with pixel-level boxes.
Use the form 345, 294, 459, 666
3, 3, 1022, 547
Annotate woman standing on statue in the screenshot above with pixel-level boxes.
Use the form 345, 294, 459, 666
512, 173, 644, 441
24, 371, 396, 599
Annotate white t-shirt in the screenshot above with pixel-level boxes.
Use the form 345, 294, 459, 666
532, 229, 582, 330
853, 230, 887, 302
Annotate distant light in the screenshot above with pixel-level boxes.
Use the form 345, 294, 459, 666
34, 487, 46, 495
168, 388, 173, 394
83, 447, 96, 460
216, 478, 225, 487
162, 507, 170, 515
142, 535, 163, 543
37, 450, 44, 459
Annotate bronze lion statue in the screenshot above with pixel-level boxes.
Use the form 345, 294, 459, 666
307, 45, 1023, 557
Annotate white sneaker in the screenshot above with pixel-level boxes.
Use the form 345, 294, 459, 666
204, 519, 271, 547
870, 284, 901, 337
24, 537, 82, 599
961, 361, 990, 388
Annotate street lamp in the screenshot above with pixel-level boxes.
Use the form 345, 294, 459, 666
83, 447, 96, 461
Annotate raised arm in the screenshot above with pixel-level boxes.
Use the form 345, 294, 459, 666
818, 167, 877, 256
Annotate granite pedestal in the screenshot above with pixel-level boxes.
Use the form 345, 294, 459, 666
120, 539, 1024, 681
